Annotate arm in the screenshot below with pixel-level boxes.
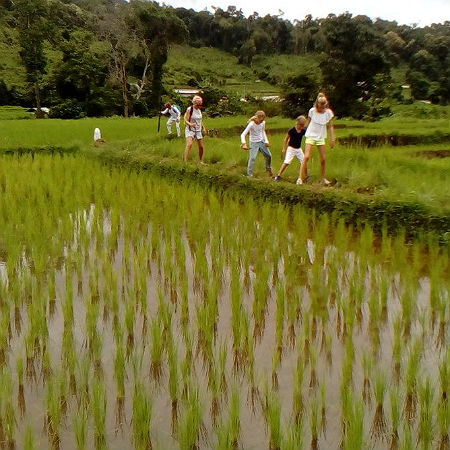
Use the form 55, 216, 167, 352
327, 119, 335, 148
282, 133, 290, 153
160, 108, 168, 115
264, 129, 270, 146
240, 122, 253, 147
184, 108, 194, 128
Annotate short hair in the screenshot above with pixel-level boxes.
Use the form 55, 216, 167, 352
296, 115, 307, 125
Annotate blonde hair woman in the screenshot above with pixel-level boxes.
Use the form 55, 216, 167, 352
240, 110, 273, 178
184, 95, 207, 164
297, 93, 335, 185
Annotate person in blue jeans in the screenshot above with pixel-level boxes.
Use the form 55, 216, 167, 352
240, 110, 273, 178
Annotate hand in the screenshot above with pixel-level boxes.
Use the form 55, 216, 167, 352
330, 138, 336, 149
241, 143, 249, 150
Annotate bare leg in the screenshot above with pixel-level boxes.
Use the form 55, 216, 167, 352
197, 139, 204, 162
318, 145, 326, 179
277, 163, 290, 176
184, 137, 194, 162
300, 144, 312, 181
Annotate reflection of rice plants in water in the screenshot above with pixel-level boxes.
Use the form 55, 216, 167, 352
0, 153, 448, 449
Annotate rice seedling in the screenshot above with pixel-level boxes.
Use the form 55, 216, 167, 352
16, 356, 25, 415
267, 389, 282, 450
342, 394, 365, 450
132, 381, 153, 450
392, 315, 403, 383
178, 384, 205, 450
92, 379, 107, 450
73, 407, 88, 450
418, 377, 435, 450
45, 376, 62, 450
114, 341, 126, 431
389, 386, 402, 450
362, 351, 373, 405
371, 368, 388, 441
23, 425, 35, 450
149, 317, 164, 382
403, 339, 422, 424
437, 396, 450, 450
309, 394, 320, 450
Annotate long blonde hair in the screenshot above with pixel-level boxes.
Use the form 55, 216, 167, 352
249, 110, 266, 124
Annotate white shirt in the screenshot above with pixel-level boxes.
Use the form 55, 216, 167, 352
161, 106, 181, 119
241, 120, 269, 144
305, 107, 334, 140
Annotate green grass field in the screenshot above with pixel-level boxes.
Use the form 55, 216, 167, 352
0, 108, 449, 218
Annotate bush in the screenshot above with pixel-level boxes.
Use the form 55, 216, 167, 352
49, 100, 85, 119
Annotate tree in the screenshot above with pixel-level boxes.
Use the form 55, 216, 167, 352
129, 1, 187, 111
14, 0, 49, 117
319, 13, 391, 118
281, 72, 319, 118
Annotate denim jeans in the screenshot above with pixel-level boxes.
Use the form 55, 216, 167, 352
247, 141, 272, 177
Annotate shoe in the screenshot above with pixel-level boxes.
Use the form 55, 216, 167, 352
296, 178, 303, 185
199, 161, 207, 166
268, 168, 274, 177
273, 175, 282, 181
321, 178, 331, 186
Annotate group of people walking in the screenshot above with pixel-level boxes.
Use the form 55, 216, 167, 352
160, 92, 335, 184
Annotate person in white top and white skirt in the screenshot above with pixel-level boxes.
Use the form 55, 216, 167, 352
160, 103, 181, 137
298, 93, 335, 185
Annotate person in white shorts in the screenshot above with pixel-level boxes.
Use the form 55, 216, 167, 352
184, 95, 207, 164
298, 93, 335, 185
160, 103, 181, 137
273, 115, 307, 181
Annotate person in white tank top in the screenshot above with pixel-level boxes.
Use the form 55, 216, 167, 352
184, 95, 207, 164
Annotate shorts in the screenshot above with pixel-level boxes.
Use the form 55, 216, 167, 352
185, 127, 203, 140
305, 137, 326, 146
283, 146, 304, 164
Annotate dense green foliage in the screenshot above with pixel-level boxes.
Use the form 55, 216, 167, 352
0, 0, 448, 118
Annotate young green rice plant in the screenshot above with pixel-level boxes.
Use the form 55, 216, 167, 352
114, 340, 126, 430
292, 357, 305, 425
92, 379, 107, 450
392, 315, 403, 384
45, 376, 62, 450
403, 338, 422, 424
439, 349, 450, 402
398, 421, 413, 450
437, 395, 450, 450
23, 424, 35, 450
132, 381, 153, 450
267, 389, 282, 450
319, 379, 327, 436
0, 368, 16, 450
272, 349, 281, 391
436, 292, 449, 350
178, 383, 205, 450
418, 377, 435, 450
342, 395, 364, 450
371, 368, 388, 441
73, 407, 88, 450
149, 317, 164, 382
309, 346, 318, 390
218, 340, 228, 401
228, 387, 241, 449
309, 394, 320, 450
275, 281, 285, 359
168, 335, 180, 432
16, 356, 25, 415
389, 386, 402, 450
281, 418, 303, 450
362, 351, 373, 406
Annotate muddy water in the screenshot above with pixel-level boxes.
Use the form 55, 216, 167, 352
5, 221, 446, 450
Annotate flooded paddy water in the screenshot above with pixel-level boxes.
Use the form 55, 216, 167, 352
0, 153, 448, 450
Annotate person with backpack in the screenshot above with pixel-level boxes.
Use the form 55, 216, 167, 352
160, 103, 181, 137
184, 95, 207, 164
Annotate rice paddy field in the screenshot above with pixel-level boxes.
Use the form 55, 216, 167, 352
0, 151, 449, 450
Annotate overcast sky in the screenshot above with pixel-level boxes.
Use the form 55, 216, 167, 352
161, 0, 449, 26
